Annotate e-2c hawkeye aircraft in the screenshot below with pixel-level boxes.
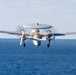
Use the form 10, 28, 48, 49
0, 23, 76, 47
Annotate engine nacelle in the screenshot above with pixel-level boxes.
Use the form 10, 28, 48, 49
33, 40, 41, 46
46, 34, 55, 41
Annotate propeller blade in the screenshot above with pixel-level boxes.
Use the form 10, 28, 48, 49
16, 25, 26, 32
49, 25, 57, 33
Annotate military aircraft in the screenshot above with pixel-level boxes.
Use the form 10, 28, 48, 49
0, 23, 76, 47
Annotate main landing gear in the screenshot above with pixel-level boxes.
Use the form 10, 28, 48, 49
23, 43, 26, 47
47, 40, 50, 48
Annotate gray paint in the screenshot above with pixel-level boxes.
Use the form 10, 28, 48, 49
22, 23, 52, 29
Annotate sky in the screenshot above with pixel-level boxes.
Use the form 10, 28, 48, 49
0, 0, 76, 39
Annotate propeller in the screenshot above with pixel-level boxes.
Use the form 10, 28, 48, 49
16, 25, 27, 37
16, 25, 26, 46
49, 25, 57, 33
47, 25, 56, 45
16, 25, 26, 32
47, 30, 56, 46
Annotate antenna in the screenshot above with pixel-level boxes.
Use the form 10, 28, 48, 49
37, 22, 39, 25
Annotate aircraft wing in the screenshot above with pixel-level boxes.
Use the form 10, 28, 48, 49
0, 30, 76, 37
0, 30, 22, 35
0, 30, 30, 36
48, 32, 76, 36
65, 32, 76, 35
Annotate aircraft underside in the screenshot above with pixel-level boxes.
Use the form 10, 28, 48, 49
20, 29, 55, 48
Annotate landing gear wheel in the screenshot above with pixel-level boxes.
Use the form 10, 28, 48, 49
23, 43, 26, 47
47, 44, 50, 48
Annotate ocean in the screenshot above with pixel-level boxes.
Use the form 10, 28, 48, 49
0, 39, 76, 75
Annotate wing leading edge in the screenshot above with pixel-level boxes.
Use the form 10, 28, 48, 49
0, 30, 31, 36
0, 30, 22, 35
0, 30, 76, 37
53, 32, 76, 36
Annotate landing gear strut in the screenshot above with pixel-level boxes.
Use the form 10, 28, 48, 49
47, 40, 50, 48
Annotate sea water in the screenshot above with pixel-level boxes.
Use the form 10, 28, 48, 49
0, 39, 76, 75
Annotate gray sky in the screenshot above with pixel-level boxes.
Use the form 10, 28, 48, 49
0, 0, 76, 39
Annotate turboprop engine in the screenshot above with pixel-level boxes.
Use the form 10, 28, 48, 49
47, 30, 55, 40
